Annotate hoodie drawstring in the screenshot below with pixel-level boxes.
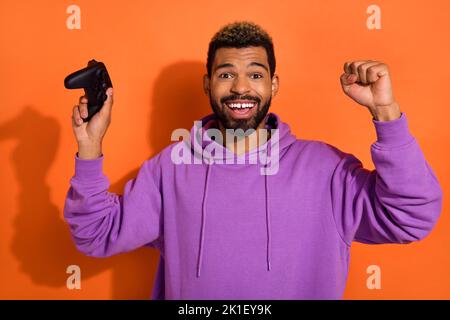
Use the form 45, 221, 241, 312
265, 142, 272, 271
197, 163, 212, 277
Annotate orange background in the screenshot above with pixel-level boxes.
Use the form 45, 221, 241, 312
1, 0, 449, 299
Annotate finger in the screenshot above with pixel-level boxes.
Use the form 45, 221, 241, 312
347, 61, 365, 75
72, 105, 84, 126
78, 101, 89, 119
99, 87, 114, 116
344, 62, 352, 74
348, 61, 368, 83
339, 73, 357, 92
79, 95, 88, 104
357, 61, 378, 85
347, 60, 373, 83
78, 95, 89, 119
366, 63, 389, 83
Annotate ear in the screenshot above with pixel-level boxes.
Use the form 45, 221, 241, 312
271, 74, 280, 97
203, 74, 210, 95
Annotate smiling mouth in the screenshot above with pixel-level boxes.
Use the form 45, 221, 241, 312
224, 101, 258, 117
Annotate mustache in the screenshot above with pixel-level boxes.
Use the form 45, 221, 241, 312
220, 95, 261, 105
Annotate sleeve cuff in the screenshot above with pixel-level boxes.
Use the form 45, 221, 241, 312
74, 153, 105, 180
372, 112, 415, 148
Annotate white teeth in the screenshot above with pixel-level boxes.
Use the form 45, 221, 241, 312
227, 102, 255, 109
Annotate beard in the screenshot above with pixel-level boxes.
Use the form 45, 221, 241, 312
209, 93, 272, 132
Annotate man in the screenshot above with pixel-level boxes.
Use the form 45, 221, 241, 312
65, 21, 443, 299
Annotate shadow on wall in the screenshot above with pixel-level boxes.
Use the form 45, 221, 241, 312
148, 61, 212, 153
2, 61, 210, 299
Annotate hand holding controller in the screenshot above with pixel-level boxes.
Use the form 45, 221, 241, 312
64, 59, 113, 122
66, 60, 114, 159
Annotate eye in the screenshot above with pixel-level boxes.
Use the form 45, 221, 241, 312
218, 73, 233, 79
250, 73, 263, 79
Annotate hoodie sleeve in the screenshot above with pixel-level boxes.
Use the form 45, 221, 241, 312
63, 153, 163, 257
330, 113, 443, 245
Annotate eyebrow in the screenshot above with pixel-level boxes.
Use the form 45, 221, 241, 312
215, 62, 269, 73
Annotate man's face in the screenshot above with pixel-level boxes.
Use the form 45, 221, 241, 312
204, 46, 279, 132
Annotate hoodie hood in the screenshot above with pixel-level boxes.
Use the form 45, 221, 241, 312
187, 112, 297, 277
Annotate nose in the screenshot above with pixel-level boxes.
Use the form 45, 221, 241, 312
230, 75, 251, 95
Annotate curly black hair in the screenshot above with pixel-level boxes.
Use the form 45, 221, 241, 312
206, 21, 276, 78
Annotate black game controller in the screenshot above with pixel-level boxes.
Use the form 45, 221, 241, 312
64, 59, 113, 122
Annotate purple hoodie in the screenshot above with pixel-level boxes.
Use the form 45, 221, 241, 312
64, 112, 443, 299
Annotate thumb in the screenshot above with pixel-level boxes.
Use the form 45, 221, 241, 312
100, 87, 114, 115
